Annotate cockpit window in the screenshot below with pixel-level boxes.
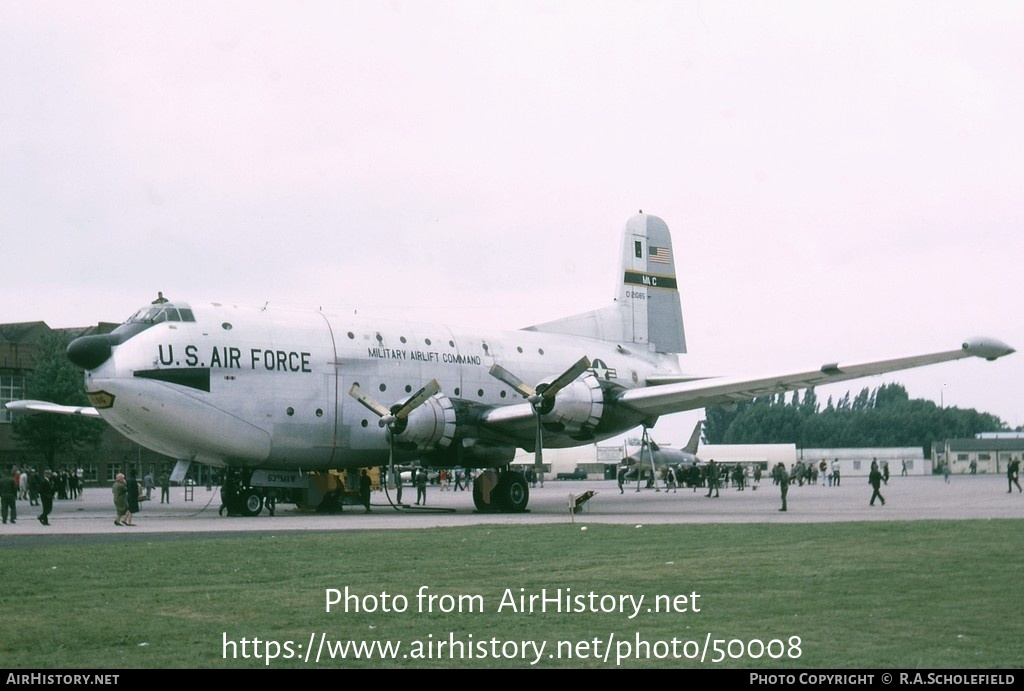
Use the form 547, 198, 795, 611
107, 301, 195, 343
125, 303, 195, 325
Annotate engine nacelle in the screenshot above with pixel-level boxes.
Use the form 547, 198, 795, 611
537, 371, 604, 437
390, 393, 457, 452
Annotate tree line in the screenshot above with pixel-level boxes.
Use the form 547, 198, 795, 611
702, 382, 1009, 457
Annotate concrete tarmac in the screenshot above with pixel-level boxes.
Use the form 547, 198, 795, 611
0, 473, 1020, 541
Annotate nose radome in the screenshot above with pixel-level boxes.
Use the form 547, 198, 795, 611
67, 334, 114, 370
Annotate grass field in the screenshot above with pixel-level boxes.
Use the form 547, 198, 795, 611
2, 520, 1022, 669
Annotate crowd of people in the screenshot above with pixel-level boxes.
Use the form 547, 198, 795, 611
4, 453, 1019, 526
0, 466, 86, 526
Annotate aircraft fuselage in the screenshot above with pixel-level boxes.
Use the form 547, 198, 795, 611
80, 301, 676, 471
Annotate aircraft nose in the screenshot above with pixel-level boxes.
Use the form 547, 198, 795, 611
67, 334, 114, 370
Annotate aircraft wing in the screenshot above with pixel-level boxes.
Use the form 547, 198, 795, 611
616, 337, 1015, 418
4, 400, 102, 418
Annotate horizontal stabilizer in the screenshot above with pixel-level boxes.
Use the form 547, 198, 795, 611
5, 400, 102, 418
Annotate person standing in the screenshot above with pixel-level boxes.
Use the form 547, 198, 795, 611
393, 468, 404, 504
831, 458, 841, 487
112, 473, 132, 526
359, 469, 372, 513
143, 471, 155, 500
1, 468, 17, 524
704, 460, 720, 498
943, 460, 951, 484
158, 470, 170, 503
774, 462, 789, 512
415, 469, 428, 506
127, 469, 141, 516
869, 461, 885, 506
37, 469, 55, 525
28, 469, 39, 506
1007, 457, 1022, 493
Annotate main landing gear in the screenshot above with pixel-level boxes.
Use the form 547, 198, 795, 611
472, 469, 530, 513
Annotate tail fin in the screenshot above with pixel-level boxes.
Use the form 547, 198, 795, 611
527, 212, 687, 353
682, 420, 702, 454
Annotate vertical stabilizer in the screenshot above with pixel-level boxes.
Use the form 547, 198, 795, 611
526, 212, 687, 354
617, 213, 687, 353
682, 420, 702, 454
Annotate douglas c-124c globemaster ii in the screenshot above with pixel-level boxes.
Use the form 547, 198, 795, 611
7, 213, 1015, 515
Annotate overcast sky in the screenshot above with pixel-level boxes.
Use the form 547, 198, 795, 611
2, 1, 1022, 443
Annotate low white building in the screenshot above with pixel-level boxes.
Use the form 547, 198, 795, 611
801, 447, 928, 477
932, 437, 1024, 475
699, 443, 797, 469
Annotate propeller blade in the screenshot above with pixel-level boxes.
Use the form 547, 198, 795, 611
393, 379, 441, 421
539, 356, 592, 400
489, 363, 536, 399
348, 383, 391, 418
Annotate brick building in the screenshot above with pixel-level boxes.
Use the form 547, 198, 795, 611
0, 320, 175, 485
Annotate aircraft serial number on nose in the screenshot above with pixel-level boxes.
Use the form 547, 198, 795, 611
159, 345, 313, 373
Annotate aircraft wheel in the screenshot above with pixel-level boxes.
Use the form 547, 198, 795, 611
239, 489, 264, 517
496, 471, 529, 513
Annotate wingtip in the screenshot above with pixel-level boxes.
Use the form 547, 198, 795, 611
961, 337, 1015, 361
